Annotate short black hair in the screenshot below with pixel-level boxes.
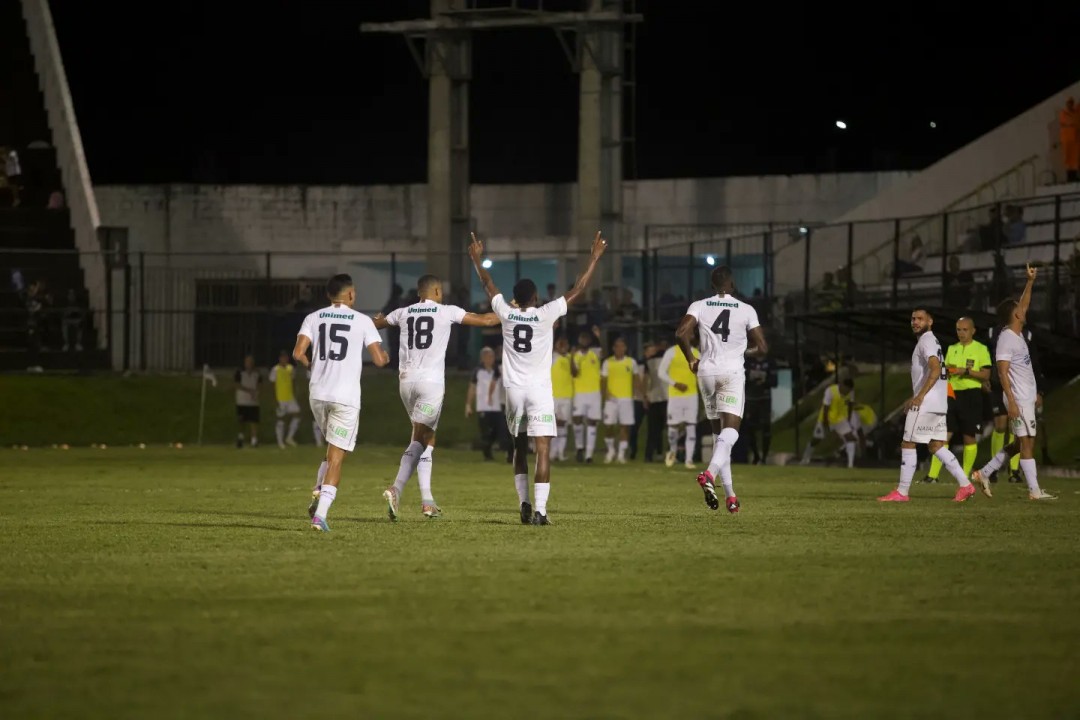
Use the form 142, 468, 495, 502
840, 377, 854, 390
417, 274, 441, 296
997, 298, 1018, 327
710, 266, 733, 291
912, 306, 933, 319
513, 278, 537, 307
326, 273, 354, 299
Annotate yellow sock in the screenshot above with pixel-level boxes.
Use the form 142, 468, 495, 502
962, 444, 978, 477
928, 455, 942, 480
991, 430, 1005, 458
1010, 452, 1020, 472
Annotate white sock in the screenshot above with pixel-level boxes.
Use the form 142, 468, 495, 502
314, 483, 337, 520
605, 437, 615, 454
315, 460, 328, 491
534, 482, 550, 515
668, 427, 679, 452
275, 420, 285, 445
573, 423, 584, 451
707, 434, 726, 479
558, 425, 568, 457
312, 421, 324, 446
802, 441, 814, 463
586, 425, 597, 459
980, 449, 1010, 477
618, 439, 628, 459
685, 425, 697, 462
393, 440, 424, 494
418, 446, 435, 503
1019, 458, 1040, 494
287, 417, 299, 441
934, 447, 970, 487
897, 448, 917, 496
514, 473, 529, 504
844, 441, 856, 468
717, 427, 738, 497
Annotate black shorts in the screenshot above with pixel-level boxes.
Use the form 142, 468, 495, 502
948, 389, 984, 437
237, 405, 260, 423
987, 379, 1005, 417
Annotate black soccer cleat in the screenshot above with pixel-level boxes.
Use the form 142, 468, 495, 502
532, 511, 550, 526
520, 501, 533, 525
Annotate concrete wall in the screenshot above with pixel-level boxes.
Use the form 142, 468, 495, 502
774, 78, 1080, 293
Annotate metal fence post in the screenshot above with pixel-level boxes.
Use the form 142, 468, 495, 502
940, 212, 949, 307
803, 229, 812, 311
139, 251, 146, 371
891, 218, 901, 308
845, 222, 854, 308
1052, 195, 1062, 332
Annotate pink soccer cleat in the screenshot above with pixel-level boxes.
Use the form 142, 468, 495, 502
725, 496, 740, 514
697, 471, 720, 511
877, 490, 910, 502
953, 484, 976, 503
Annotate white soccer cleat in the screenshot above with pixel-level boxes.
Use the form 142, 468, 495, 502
971, 469, 992, 498
684, 460, 696, 470
1029, 489, 1057, 501
604, 448, 616, 464
664, 450, 676, 468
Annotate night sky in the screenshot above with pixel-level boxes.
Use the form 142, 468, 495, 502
47, 0, 1080, 186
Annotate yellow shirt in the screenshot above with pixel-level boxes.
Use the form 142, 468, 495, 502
946, 340, 991, 392
855, 404, 877, 429
667, 347, 699, 398
270, 363, 295, 403
602, 356, 637, 399
572, 349, 601, 394
821, 384, 852, 425
551, 353, 574, 399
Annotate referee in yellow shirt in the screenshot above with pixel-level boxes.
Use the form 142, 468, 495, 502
925, 317, 991, 482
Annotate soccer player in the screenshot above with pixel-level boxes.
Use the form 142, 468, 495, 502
292, 274, 389, 532
800, 378, 857, 467
987, 321, 1045, 483
570, 329, 602, 462
743, 352, 777, 465
468, 230, 607, 525
973, 265, 1055, 500
922, 317, 990, 483
674, 266, 767, 513
878, 307, 982, 503
269, 350, 301, 448
234, 354, 262, 448
658, 339, 701, 469
551, 336, 574, 461
601, 337, 639, 464
373, 274, 500, 520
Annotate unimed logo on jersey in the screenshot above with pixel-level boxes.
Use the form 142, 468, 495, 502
706, 301, 739, 308
508, 313, 540, 322
409, 306, 438, 314
319, 311, 354, 320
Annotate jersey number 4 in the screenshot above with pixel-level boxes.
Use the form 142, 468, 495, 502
710, 310, 730, 342
407, 316, 434, 350
317, 323, 349, 361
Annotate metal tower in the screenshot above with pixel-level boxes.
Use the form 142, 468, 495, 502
361, 0, 642, 291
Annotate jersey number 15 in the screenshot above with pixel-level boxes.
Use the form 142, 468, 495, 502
317, 323, 349, 361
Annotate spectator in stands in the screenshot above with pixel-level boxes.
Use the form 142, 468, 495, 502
1059, 97, 1079, 183
893, 235, 925, 277
2, 147, 22, 207
47, 190, 64, 209
23, 279, 48, 368
814, 271, 844, 311
1004, 205, 1026, 245
978, 207, 1006, 251
943, 254, 974, 308
61, 289, 85, 352
614, 289, 641, 353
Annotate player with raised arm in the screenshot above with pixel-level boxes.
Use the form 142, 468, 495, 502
972, 265, 1055, 500
469, 230, 607, 525
674, 267, 767, 513
878, 307, 981, 503
372, 274, 500, 521
292, 274, 390, 531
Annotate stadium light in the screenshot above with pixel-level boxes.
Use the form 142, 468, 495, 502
799, 226, 808, 235
481, 258, 493, 269
705, 255, 716, 266
929, 121, 937, 128
835, 120, 847, 129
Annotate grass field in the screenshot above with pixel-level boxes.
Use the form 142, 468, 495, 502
2, 446, 1078, 719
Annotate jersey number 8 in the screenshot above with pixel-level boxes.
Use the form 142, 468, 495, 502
513, 324, 533, 353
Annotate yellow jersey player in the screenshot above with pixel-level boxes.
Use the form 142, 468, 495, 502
269, 350, 301, 448
601, 337, 639, 463
658, 341, 700, 468
551, 336, 574, 461
800, 378, 857, 467
571, 330, 602, 462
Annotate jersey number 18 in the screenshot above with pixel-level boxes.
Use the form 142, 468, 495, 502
407, 316, 434, 350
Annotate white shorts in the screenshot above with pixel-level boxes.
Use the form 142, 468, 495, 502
903, 408, 948, 444
603, 397, 635, 426
698, 372, 745, 420
554, 397, 573, 424
667, 395, 699, 426
276, 399, 301, 418
505, 386, 557, 437
400, 380, 445, 430
1008, 399, 1037, 438
831, 419, 855, 437
572, 391, 601, 421
310, 398, 359, 452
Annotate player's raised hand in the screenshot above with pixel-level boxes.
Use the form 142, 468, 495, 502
590, 230, 607, 260
468, 232, 484, 263
1026, 262, 1037, 281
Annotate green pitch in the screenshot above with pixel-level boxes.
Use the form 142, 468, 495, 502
2, 446, 1078, 719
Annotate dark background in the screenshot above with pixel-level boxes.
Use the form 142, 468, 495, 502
47, 0, 1080, 185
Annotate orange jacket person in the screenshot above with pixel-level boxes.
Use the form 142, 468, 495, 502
1059, 98, 1079, 181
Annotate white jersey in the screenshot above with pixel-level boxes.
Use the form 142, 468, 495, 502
384, 299, 467, 384
911, 330, 948, 414
491, 294, 567, 388
298, 304, 382, 409
686, 294, 760, 374
995, 328, 1037, 404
